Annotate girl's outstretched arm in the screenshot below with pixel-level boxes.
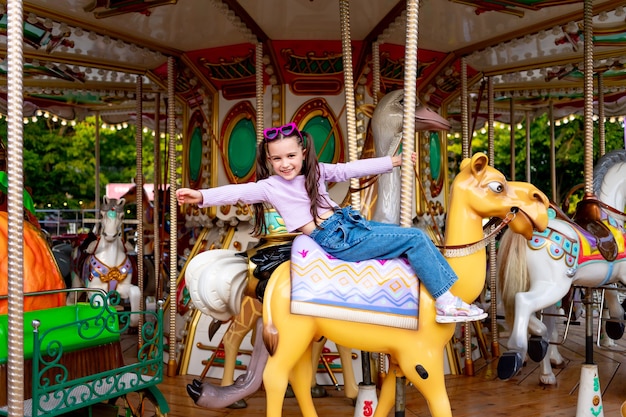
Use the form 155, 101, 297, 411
176, 188, 203, 205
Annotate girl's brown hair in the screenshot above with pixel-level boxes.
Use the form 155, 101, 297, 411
252, 130, 323, 236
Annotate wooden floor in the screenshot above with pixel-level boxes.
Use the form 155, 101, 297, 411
130, 313, 626, 417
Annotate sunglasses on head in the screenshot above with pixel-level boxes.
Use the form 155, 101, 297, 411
263, 123, 304, 142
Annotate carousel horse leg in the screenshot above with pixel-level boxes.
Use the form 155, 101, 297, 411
119, 283, 141, 327
290, 344, 318, 417
602, 287, 625, 341
499, 276, 569, 380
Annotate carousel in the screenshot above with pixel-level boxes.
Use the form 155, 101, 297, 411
1, 0, 626, 416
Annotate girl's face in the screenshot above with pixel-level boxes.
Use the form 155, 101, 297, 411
266, 136, 306, 181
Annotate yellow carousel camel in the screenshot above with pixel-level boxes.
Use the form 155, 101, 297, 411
258, 153, 549, 417
188, 153, 548, 417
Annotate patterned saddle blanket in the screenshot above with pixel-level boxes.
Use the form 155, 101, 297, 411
290, 235, 420, 330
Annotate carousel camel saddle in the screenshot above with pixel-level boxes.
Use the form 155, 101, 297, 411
289, 235, 420, 330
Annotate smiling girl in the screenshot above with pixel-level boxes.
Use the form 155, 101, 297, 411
176, 123, 485, 323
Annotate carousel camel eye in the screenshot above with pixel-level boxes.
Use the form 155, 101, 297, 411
488, 181, 504, 193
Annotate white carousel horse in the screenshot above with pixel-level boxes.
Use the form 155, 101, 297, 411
75, 196, 140, 327
186, 153, 549, 417
497, 148, 626, 383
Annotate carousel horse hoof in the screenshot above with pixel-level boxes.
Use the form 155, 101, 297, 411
527, 336, 549, 362
605, 320, 625, 340
191, 378, 203, 388
311, 384, 328, 398
497, 351, 523, 380
227, 399, 248, 409
186, 383, 202, 402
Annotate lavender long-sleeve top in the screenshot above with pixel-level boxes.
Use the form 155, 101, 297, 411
198, 156, 393, 232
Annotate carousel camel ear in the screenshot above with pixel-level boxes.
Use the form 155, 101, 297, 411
469, 152, 489, 178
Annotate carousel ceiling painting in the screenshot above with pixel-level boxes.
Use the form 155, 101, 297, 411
0, 0, 626, 127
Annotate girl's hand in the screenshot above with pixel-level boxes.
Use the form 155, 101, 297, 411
391, 152, 417, 167
176, 188, 203, 205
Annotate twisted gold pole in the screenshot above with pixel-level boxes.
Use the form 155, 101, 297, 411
461, 57, 469, 159
339, 0, 360, 210
400, 0, 418, 229
153, 93, 162, 300
135, 76, 145, 337
598, 72, 605, 157
487, 76, 499, 358
167, 56, 179, 376
6, 1, 25, 414
583, 0, 594, 195
256, 42, 264, 142
372, 41, 380, 106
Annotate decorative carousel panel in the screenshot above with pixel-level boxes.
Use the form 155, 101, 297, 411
416, 131, 447, 221
186, 110, 206, 189
292, 98, 344, 164
220, 101, 257, 183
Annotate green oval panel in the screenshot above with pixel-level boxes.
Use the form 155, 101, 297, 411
303, 116, 335, 163
188, 126, 203, 182
429, 132, 441, 181
228, 119, 256, 178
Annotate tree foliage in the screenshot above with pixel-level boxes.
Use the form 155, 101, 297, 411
448, 113, 626, 211
0, 116, 157, 211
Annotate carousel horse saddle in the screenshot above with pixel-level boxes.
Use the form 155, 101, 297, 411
573, 197, 618, 261
243, 241, 293, 301
289, 235, 420, 330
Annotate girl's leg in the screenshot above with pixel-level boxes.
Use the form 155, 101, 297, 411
314, 219, 485, 321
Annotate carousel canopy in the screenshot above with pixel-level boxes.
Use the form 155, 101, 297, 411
1, 0, 626, 125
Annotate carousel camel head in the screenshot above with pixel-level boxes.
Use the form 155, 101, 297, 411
371, 89, 451, 158
449, 154, 549, 240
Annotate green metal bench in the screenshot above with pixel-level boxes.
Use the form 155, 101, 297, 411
0, 290, 168, 416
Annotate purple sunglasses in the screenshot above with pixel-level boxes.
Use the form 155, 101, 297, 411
262, 122, 305, 144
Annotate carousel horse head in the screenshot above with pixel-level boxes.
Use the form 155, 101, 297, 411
99, 196, 125, 242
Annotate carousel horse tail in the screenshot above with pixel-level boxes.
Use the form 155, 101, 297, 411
497, 228, 531, 327
185, 249, 249, 321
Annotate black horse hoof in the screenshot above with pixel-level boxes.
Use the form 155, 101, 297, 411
191, 378, 203, 388
527, 336, 549, 362
497, 351, 523, 380
227, 399, 248, 409
605, 320, 624, 340
186, 383, 202, 402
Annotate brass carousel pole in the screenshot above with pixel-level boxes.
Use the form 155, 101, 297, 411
135, 76, 145, 336
6, 0, 25, 415
549, 101, 556, 202
396, 1, 419, 414
461, 57, 470, 160
598, 72, 605, 156
153, 93, 162, 300
525, 111, 531, 182
256, 41, 264, 140
575, 0, 605, 414
167, 56, 179, 376
487, 76, 500, 358
339, 1, 377, 409
339, 0, 360, 210
460, 56, 476, 376
510, 96, 516, 181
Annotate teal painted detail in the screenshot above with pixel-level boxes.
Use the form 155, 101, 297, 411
189, 126, 203, 182
228, 119, 256, 178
